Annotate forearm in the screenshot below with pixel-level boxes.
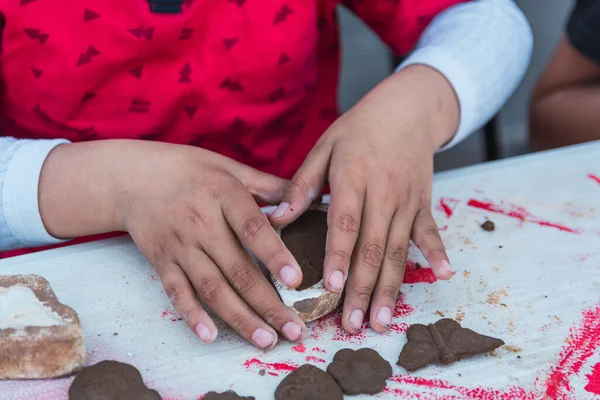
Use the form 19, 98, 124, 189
396, 0, 533, 150
530, 85, 600, 151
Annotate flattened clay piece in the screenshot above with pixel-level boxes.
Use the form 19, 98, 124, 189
271, 204, 342, 323
0, 274, 87, 379
204, 390, 255, 400
69, 360, 161, 400
397, 318, 504, 371
275, 364, 343, 400
327, 348, 392, 395
481, 220, 495, 231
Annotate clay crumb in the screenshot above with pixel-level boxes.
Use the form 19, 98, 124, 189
493, 266, 500, 272
499, 245, 503, 248
435, 310, 445, 317
486, 289, 507, 305
455, 312, 465, 323
481, 220, 495, 231
500, 303, 507, 308
462, 270, 471, 278
544, 295, 548, 298
113, 333, 118, 336
258, 369, 266, 376
415, 263, 422, 270
517, 355, 522, 359
505, 345, 522, 353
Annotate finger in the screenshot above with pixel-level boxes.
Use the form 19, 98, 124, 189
369, 210, 412, 333
245, 169, 289, 206
158, 262, 218, 343
341, 193, 392, 334
321, 174, 364, 295
270, 138, 332, 225
182, 247, 281, 349
220, 184, 303, 289
202, 219, 306, 342
411, 203, 455, 280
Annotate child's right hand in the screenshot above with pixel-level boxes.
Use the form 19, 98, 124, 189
39, 140, 306, 349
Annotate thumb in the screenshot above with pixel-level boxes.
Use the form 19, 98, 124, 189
270, 141, 331, 226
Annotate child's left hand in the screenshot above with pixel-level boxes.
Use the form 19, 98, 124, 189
271, 65, 460, 334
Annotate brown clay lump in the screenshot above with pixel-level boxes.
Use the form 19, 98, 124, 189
275, 364, 343, 400
69, 360, 161, 400
481, 220, 495, 231
204, 391, 255, 400
397, 318, 504, 371
280, 210, 328, 290
326, 348, 392, 395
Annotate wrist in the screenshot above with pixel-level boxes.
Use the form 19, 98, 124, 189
39, 141, 129, 238
360, 65, 460, 152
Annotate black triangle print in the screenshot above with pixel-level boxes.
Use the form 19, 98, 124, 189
84, 9, 100, 22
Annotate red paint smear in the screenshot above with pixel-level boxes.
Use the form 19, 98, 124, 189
589, 174, 600, 185
544, 306, 600, 398
291, 344, 306, 353
268, 371, 278, 377
438, 225, 448, 231
312, 347, 326, 354
306, 356, 326, 363
585, 363, 600, 394
393, 293, 415, 318
390, 322, 409, 333
388, 374, 532, 400
436, 197, 460, 218
467, 199, 580, 234
403, 261, 437, 284
161, 307, 183, 322
243, 358, 297, 373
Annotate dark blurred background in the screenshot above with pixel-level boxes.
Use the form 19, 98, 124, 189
336, 0, 572, 171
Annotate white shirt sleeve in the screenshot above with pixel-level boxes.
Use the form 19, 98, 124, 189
396, 0, 533, 151
0, 137, 70, 251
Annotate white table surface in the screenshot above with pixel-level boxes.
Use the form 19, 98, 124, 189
2, 141, 600, 400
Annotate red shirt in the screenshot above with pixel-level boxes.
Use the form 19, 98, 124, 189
0, 0, 466, 257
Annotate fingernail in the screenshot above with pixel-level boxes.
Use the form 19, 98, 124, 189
441, 260, 455, 274
195, 323, 215, 343
376, 307, 392, 328
280, 265, 299, 287
328, 270, 345, 292
281, 321, 303, 342
251, 328, 276, 348
271, 202, 290, 219
349, 309, 364, 331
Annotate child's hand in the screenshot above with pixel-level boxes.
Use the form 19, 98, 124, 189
40, 141, 306, 348
270, 65, 460, 334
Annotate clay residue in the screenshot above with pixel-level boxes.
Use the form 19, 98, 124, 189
504, 345, 522, 353
455, 312, 465, 323
462, 270, 471, 278
493, 266, 500, 272
486, 289, 507, 305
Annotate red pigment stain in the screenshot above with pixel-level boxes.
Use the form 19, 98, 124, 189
544, 306, 600, 398
403, 261, 437, 284
161, 307, 183, 322
585, 363, 600, 395
243, 358, 297, 376
312, 347, 326, 354
589, 174, 600, 185
388, 374, 532, 400
291, 344, 306, 353
467, 199, 580, 234
393, 293, 415, 318
306, 356, 326, 363
438, 225, 448, 231
390, 322, 409, 333
436, 197, 460, 218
